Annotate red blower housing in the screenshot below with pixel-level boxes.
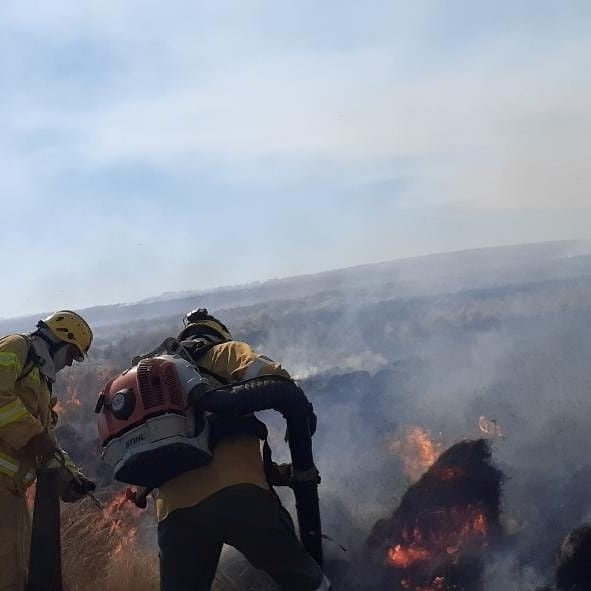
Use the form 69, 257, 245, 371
96, 354, 212, 488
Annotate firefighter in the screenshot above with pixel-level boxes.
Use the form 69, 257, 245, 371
156, 308, 330, 591
0, 310, 96, 591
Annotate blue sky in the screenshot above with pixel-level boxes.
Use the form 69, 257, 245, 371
1, 1, 590, 318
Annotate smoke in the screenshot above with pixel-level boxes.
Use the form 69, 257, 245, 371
50, 242, 591, 589
239, 247, 591, 588
482, 556, 547, 591
445, 37, 591, 212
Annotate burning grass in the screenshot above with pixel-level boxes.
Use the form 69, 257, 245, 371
388, 426, 443, 482
60, 493, 244, 591
360, 439, 504, 591
61, 493, 157, 591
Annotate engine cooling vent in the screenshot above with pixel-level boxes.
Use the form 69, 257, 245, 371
137, 359, 165, 409
163, 364, 183, 406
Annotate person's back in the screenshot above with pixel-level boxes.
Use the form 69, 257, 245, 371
155, 308, 330, 591
156, 336, 288, 521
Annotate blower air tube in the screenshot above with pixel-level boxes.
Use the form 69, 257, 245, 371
197, 375, 314, 420
195, 376, 323, 567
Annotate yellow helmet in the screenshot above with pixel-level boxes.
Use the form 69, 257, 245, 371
41, 310, 93, 359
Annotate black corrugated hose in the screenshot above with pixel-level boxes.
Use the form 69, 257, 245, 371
195, 375, 323, 567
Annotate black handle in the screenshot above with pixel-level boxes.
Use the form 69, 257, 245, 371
27, 468, 62, 591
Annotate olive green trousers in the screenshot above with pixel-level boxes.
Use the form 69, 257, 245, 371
0, 487, 30, 591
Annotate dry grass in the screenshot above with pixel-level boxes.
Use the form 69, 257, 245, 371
59, 496, 247, 591
61, 497, 159, 591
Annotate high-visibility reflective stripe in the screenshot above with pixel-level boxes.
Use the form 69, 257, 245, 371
23, 367, 40, 383
243, 357, 271, 379
0, 351, 21, 371
45, 449, 75, 470
62, 450, 76, 469
0, 452, 35, 484
0, 452, 19, 475
0, 398, 31, 427
23, 470, 36, 486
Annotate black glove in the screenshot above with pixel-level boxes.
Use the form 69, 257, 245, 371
266, 462, 293, 487
61, 474, 96, 503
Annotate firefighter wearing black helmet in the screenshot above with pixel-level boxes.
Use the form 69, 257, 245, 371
155, 309, 329, 591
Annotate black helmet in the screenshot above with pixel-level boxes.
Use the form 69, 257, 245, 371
178, 308, 232, 342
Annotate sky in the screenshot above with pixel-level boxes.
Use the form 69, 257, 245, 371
1, 0, 590, 318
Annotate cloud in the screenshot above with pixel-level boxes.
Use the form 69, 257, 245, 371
0, 1, 590, 317
2, 2, 588, 208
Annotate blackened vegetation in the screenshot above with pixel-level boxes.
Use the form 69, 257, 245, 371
533, 524, 591, 591
345, 439, 504, 591
554, 524, 591, 591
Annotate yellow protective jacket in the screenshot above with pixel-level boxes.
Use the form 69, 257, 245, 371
155, 340, 291, 521
0, 334, 56, 494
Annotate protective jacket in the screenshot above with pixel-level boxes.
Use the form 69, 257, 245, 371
0, 335, 55, 591
0, 334, 56, 494
0, 334, 82, 591
155, 340, 290, 521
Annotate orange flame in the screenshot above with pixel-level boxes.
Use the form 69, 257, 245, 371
101, 491, 143, 558
64, 385, 81, 409
68, 392, 81, 407
53, 387, 81, 417
387, 544, 432, 568
386, 506, 489, 572
434, 466, 465, 481
388, 426, 443, 481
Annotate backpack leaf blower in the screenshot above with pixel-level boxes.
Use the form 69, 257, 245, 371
95, 338, 324, 566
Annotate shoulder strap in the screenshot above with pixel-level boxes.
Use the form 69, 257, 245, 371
15, 334, 43, 383
190, 339, 286, 487
197, 366, 230, 386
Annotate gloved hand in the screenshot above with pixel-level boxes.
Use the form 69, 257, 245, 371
61, 473, 96, 503
266, 462, 293, 487
23, 431, 57, 463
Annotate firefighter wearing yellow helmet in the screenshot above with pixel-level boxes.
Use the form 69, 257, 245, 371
0, 310, 96, 590
41, 310, 93, 361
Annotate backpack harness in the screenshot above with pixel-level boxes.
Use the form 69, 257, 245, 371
185, 339, 284, 487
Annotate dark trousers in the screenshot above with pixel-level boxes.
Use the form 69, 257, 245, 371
158, 484, 324, 591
